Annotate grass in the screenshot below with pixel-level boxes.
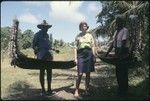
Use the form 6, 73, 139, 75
20, 46, 75, 60
1, 47, 149, 100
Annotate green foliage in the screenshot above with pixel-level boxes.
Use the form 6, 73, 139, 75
22, 41, 31, 49
53, 39, 59, 48
97, 1, 149, 66
59, 39, 65, 47
49, 33, 53, 47
19, 30, 34, 49
1, 27, 11, 49
53, 39, 65, 48
1, 27, 34, 50
1, 26, 68, 53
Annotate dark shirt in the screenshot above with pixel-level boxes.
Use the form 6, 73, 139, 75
32, 30, 52, 59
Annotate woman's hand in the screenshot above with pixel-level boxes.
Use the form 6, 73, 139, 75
105, 52, 109, 57
93, 56, 96, 63
75, 59, 77, 64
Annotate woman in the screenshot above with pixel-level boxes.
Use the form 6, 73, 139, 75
74, 21, 96, 97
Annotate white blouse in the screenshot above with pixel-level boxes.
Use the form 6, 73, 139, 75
75, 32, 95, 49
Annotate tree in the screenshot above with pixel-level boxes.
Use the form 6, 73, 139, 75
59, 39, 64, 47
20, 29, 34, 49
49, 33, 53, 48
1, 26, 22, 50
53, 39, 59, 48
1, 27, 11, 49
96, 1, 149, 65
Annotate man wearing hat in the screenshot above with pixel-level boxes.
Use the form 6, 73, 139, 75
32, 20, 57, 96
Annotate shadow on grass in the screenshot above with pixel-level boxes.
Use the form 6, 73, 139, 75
84, 66, 149, 100
27, 69, 76, 77
2, 81, 50, 100
129, 77, 149, 100
79, 61, 149, 100
2, 65, 149, 100
2, 80, 77, 100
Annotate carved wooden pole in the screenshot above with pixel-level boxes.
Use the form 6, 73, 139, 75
10, 17, 19, 67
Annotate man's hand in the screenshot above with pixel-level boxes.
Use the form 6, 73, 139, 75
105, 52, 109, 57
55, 49, 60, 53
51, 48, 60, 53
34, 49, 38, 55
74, 59, 77, 64
33, 47, 39, 55
105, 42, 113, 57
93, 56, 96, 63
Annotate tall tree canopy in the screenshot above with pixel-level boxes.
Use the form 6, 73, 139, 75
96, 1, 149, 65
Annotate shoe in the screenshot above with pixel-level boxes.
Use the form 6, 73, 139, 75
46, 90, 56, 96
81, 91, 90, 96
40, 91, 46, 97
117, 91, 128, 97
84, 91, 90, 96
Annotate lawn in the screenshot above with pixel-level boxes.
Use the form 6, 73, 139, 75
1, 47, 149, 100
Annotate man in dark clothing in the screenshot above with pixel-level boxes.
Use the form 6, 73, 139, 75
105, 16, 129, 96
32, 20, 58, 96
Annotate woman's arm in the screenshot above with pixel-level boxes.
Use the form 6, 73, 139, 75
92, 47, 96, 63
92, 47, 96, 57
91, 34, 96, 62
91, 34, 96, 56
74, 48, 77, 63
74, 36, 78, 63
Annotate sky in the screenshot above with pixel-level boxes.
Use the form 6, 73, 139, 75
1, 1, 102, 43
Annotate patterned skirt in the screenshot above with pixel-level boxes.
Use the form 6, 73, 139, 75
77, 48, 95, 73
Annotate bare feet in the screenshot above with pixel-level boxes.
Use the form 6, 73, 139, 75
74, 89, 79, 97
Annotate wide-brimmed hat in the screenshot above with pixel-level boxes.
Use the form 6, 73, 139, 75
37, 20, 52, 29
